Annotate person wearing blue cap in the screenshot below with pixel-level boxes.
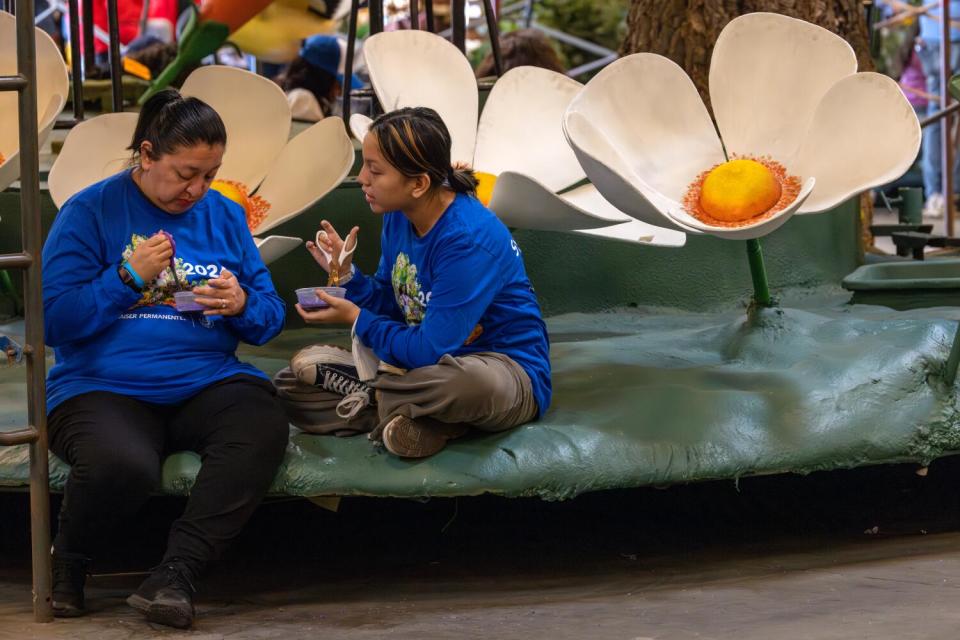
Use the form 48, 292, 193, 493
275, 34, 364, 122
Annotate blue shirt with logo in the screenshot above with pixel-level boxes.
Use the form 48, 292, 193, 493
42, 170, 285, 412
346, 193, 552, 418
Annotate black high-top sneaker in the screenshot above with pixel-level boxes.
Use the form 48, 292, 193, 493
127, 561, 197, 629
291, 344, 374, 418
52, 551, 90, 617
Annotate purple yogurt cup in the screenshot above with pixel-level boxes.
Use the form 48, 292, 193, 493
174, 291, 206, 314
296, 286, 346, 310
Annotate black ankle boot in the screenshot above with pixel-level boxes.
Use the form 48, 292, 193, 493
51, 551, 90, 618
126, 561, 197, 629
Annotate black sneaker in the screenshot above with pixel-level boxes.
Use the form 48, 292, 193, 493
126, 562, 196, 629
291, 345, 373, 418
52, 551, 89, 618
292, 345, 370, 395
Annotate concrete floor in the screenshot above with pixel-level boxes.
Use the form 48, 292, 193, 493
3, 460, 960, 639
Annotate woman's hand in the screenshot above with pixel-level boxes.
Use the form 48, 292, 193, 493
306, 220, 359, 275
127, 231, 173, 282
192, 268, 248, 317
296, 290, 360, 325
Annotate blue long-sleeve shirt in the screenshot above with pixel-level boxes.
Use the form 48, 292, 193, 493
43, 169, 285, 412
346, 193, 551, 417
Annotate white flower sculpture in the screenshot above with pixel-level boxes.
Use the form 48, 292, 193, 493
349, 30, 685, 247
0, 10, 68, 193
49, 66, 354, 264
563, 12, 921, 242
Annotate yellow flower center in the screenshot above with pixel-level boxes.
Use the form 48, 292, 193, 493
210, 179, 272, 232
211, 179, 249, 208
475, 171, 498, 207
698, 159, 781, 223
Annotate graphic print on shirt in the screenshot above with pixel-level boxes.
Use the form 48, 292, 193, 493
390, 251, 484, 343
392, 252, 428, 325
122, 233, 210, 309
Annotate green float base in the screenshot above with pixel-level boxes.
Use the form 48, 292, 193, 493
3, 297, 959, 500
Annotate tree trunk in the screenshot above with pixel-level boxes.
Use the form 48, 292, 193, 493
621, 0, 874, 109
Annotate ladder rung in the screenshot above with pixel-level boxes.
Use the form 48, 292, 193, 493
0, 425, 39, 446
0, 252, 32, 269
0, 75, 27, 92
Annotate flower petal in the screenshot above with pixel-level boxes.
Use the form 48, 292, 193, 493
674, 177, 816, 240
710, 12, 857, 162
791, 73, 921, 214
565, 53, 725, 205
474, 67, 584, 192
0, 95, 63, 194
349, 113, 373, 142
563, 110, 702, 234
254, 235, 303, 265
0, 10, 68, 191
363, 31, 478, 165
180, 66, 291, 190
48, 113, 139, 208
563, 184, 687, 247
34, 15, 69, 118
253, 117, 354, 234
575, 220, 687, 247
488, 171, 625, 231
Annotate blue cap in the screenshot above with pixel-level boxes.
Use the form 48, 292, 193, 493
299, 35, 364, 89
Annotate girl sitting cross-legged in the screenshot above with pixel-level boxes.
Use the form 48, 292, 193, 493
292, 106, 551, 459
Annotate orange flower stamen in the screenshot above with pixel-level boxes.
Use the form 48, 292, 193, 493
683, 155, 801, 228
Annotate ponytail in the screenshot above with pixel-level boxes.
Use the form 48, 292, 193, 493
447, 162, 479, 194
129, 88, 227, 162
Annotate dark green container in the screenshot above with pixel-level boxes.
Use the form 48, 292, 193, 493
842, 259, 960, 310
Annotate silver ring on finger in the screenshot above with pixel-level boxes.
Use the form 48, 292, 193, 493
221, 299, 227, 309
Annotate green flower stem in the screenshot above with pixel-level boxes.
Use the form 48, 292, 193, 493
945, 322, 960, 386
746, 238, 772, 307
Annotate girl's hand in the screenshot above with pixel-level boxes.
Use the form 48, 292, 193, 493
127, 231, 173, 282
192, 268, 247, 317
306, 220, 359, 275
296, 290, 360, 325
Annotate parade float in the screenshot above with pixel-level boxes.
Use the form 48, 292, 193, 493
3, 11, 960, 502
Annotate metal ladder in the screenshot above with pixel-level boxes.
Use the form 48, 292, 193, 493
0, 0, 53, 623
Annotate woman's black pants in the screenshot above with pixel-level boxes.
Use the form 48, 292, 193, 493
48, 374, 289, 578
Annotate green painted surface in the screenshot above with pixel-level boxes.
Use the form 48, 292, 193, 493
2, 299, 959, 499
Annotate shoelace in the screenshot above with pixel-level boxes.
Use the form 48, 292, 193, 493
336, 389, 371, 419
322, 369, 369, 397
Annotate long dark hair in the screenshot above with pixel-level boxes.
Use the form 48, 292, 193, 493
369, 107, 478, 194
276, 56, 339, 115
475, 29, 565, 78
128, 89, 227, 161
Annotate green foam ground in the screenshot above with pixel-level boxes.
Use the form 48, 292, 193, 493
2, 299, 959, 500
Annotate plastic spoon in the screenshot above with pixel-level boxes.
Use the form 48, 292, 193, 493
160, 230, 187, 291
316, 229, 357, 286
